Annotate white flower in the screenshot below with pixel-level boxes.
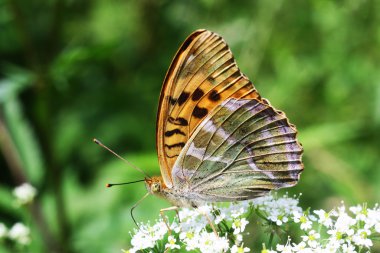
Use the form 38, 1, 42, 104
291, 241, 309, 252
215, 201, 250, 223
126, 194, 380, 253
276, 237, 294, 253
130, 230, 155, 250
170, 220, 181, 234
334, 212, 356, 235
314, 209, 334, 228
179, 207, 208, 232
121, 249, 136, 253
8, 223, 30, 245
301, 230, 320, 248
232, 218, 249, 234
130, 220, 168, 251
293, 211, 312, 231
326, 228, 344, 245
254, 193, 302, 228
324, 239, 341, 252
179, 230, 199, 251
267, 209, 285, 225
165, 235, 180, 250
150, 220, 168, 240
375, 222, 380, 233
365, 207, 380, 231
0, 223, 7, 238
231, 206, 246, 218
178, 207, 194, 221
13, 183, 37, 205
276, 244, 293, 253
231, 244, 250, 253
261, 248, 277, 253
341, 243, 356, 253
235, 233, 243, 243
214, 210, 226, 224
269, 213, 289, 226
349, 205, 367, 222
198, 205, 212, 214
352, 228, 372, 248
198, 231, 229, 253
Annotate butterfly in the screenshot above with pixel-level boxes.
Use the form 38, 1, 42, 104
143, 29, 304, 210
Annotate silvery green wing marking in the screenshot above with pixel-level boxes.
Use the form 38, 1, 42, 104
171, 98, 303, 202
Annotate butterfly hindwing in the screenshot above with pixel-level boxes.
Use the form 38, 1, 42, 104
157, 30, 261, 187
171, 98, 303, 201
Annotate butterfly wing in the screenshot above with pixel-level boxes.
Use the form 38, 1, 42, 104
171, 98, 303, 201
157, 30, 261, 187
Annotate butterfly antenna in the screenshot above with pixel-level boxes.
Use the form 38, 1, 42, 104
106, 179, 146, 188
93, 138, 151, 178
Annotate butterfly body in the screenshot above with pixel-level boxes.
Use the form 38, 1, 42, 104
145, 176, 204, 208
150, 29, 303, 207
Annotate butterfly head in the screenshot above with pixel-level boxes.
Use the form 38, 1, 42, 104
145, 176, 166, 194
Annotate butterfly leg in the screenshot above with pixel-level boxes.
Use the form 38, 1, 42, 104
130, 192, 150, 227
197, 208, 218, 236
160, 206, 179, 235
175, 209, 181, 223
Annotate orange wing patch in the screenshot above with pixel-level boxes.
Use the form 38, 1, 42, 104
157, 30, 261, 187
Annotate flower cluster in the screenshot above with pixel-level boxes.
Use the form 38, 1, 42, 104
0, 183, 36, 247
13, 183, 37, 205
125, 201, 251, 253
266, 203, 380, 252
252, 193, 302, 226
0, 222, 31, 246
125, 194, 380, 253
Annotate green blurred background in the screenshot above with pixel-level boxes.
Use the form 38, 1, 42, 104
0, 0, 379, 252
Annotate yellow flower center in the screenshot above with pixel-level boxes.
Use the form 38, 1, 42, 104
186, 232, 194, 239
237, 246, 245, 253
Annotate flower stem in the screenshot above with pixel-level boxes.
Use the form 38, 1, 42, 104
268, 229, 275, 248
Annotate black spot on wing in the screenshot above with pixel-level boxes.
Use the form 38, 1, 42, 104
166, 154, 179, 158
169, 117, 189, 126
164, 142, 186, 149
192, 88, 204, 101
208, 90, 221, 101
206, 75, 215, 83
192, 106, 208, 118
177, 92, 190, 106
165, 129, 186, 137
169, 96, 177, 105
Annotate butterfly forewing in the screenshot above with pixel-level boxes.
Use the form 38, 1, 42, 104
171, 98, 303, 201
157, 30, 261, 187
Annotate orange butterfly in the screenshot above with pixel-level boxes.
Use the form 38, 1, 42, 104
147, 29, 303, 208
100, 29, 303, 228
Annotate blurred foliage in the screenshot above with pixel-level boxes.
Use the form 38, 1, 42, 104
0, 0, 379, 252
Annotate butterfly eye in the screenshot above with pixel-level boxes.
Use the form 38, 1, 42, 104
151, 182, 161, 192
